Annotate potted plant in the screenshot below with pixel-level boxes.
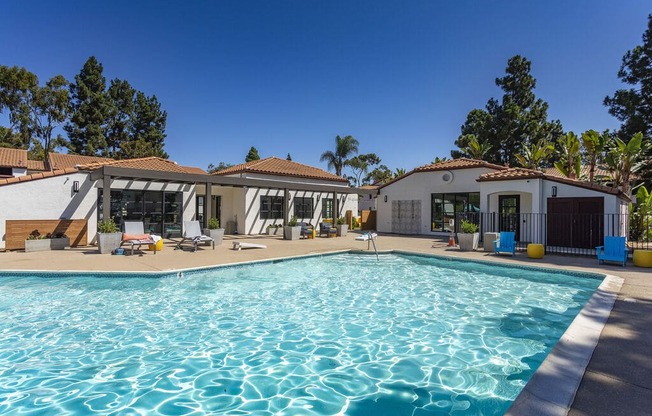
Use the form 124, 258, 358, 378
97, 218, 122, 254
267, 224, 281, 235
46, 231, 70, 250
24, 230, 49, 253
284, 216, 301, 240
335, 217, 348, 237
203, 217, 224, 246
458, 219, 480, 251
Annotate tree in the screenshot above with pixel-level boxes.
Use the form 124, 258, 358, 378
394, 168, 406, 178
604, 14, 652, 182
64, 56, 110, 156
245, 146, 260, 162
0, 65, 38, 149
364, 164, 392, 184
580, 130, 607, 183
453, 56, 564, 166
346, 153, 381, 187
207, 162, 233, 173
554, 132, 582, 179
432, 156, 448, 164
121, 92, 167, 159
28, 75, 70, 163
515, 138, 554, 170
320, 135, 359, 176
106, 79, 135, 157
0, 126, 23, 148
462, 134, 492, 160
604, 132, 647, 195
286, 153, 292, 161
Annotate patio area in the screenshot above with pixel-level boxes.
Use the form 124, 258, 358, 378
1, 232, 650, 415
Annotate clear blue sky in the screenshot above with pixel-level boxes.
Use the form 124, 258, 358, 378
1, 1, 650, 174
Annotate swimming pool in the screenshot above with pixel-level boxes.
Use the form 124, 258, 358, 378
0, 253, 602, 415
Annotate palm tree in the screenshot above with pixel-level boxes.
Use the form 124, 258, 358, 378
432, 156, 448, 164
554, 132, 581, 179
580, 130, 607, 183
515, 139, 554, 170
320, 135, 359, 176
463, 135, 492, 160
394, 168, 406, 178
605, 132, 646, 195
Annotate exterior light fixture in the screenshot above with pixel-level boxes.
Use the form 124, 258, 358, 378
551, 186, 557, 197
73, 181, 80, 193
384, 195, 388, 203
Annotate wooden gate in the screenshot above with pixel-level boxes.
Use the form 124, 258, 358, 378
360, 210, 377, 230
547, 197, 604, 249
5, 219, 88, 250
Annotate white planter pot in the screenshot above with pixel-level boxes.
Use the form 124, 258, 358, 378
204, 228, 224, 246
97, 232, 122, 254
267, 227, 281, 236
336, 224, 348, 237
25, 237, 71, 252
284, 226, 301, 240
458, 232, 480, 251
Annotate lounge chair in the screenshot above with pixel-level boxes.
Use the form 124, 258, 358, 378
232, 242, 267, 251
121, 221, 158, 255
175, 221, 215, 252
494, 231, 516, 256
319, 222, 337, 238
596, 236, 628, 267
298, 222, 314, 239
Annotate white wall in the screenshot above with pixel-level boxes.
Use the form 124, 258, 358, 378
377, 168, 497, 234
541, 180, 622, 214
481, 179, 541, 213
358, 194, 376, 212
0, 172, 96, 249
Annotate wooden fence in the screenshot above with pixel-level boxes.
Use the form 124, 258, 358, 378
5, 219, 88, 250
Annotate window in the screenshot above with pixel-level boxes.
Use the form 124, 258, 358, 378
431, 193, 480, 232
196, 196, 205, 224
0, 167, 13, 176
260, 196, 284, 219
294, 197, 313, 219
322, 198, 333, 219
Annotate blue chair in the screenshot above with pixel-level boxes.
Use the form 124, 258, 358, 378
494, 231, 516, 256
596, 236, 628, 267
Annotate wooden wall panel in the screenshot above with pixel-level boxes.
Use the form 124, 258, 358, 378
5, 219, 88, 250
361, 210, 377, 230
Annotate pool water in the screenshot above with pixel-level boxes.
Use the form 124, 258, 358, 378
0, 253, 601, 415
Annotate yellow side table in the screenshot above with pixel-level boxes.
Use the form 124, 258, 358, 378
527, 243, 544, 259
149, 239, 163, 251
633, 250, 652, 268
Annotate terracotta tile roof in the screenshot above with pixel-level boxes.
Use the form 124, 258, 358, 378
180, 165, 207, 174
379, 158, 505, 189
48, 152, 114, 170
0, 168, 78, 187
359, 184, 379, 190
0, 148, 28, 168
213, 157, 349, 183
413, 158, 506, 173
26, 160, 47, 171
543, 166, 613, 180
478, 167, 627, 198
75, 156, 198, 174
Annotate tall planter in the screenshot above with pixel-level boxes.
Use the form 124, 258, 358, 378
336, 224, 348, 237
97, 232, 122, 254
458, 232, 480, 251
284, 226, 301, 240
204, 228, 225, 246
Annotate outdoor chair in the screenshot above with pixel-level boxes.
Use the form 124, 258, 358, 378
596, 236, 628, 267
319, 222, 337, 238
298, 222, 314, 239
175, 221, 215, 252
494, 231, 516, 256
121, 221, 158, 255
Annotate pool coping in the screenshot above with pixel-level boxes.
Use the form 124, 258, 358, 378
0, 248, 622, 415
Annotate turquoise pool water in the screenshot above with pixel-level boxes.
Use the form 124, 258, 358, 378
0, 253, 601, 415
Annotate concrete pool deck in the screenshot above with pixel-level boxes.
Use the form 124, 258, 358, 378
1, 232, 650, 415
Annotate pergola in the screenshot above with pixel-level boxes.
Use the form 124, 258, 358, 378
89, 166, 377, 228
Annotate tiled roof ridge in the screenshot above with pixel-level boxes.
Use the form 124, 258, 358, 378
414, 157, 507, 172
74, 156, 165, 170
213, 156, 348, 183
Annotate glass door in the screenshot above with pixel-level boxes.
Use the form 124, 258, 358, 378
499, 195, 520, 240
163, 192, 182, 238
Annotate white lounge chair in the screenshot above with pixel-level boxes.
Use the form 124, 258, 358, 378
121, 221, 157, 255
176, 221, 215, 252
232, 242, 267, 251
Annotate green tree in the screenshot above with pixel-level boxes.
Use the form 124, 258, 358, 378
28, 75, 70, 163
453, 56, 563, 166
245, 146, 260, 162
604, 14, 652, 182
64, 56, 110, 156
515, 138, 554, 170
580, 130, 607, 183
320, 135, 359, 176
106, 79, 135, 157
432, 156, 449, 164
554, 132, 582, 179
394, 168, 406, 178
630, 185, 652, 242
604, 132, 647, 195
364, 164, 392, 184
0, 126, 23, 148
346, 153, 381, 187
286, 153, 292, 161
207, 162, 233, 173
121, 91, 168, 159
0, 65, 38, 148
462, 134, 492, 160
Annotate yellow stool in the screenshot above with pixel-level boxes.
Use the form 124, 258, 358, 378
527, 243, 544, 259
633, 250, 652, 268
149, 239, 163, 251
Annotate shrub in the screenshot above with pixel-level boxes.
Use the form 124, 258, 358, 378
98, 218, 118, 233
27, 229, 46, 240
351, 216, 359, 229
336, 217, 346, 225
288, 216, 298, 226
460, 219, 479, 234
46, 232, 68, 239
207, 217, 220, 229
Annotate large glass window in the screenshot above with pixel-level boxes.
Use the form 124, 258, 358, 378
196, 196, 205, 224
431, 193, 480, 232
98, 189, 183, 237
322, 198, 333, 219
260, 196, 284, 219
294, 197, 313, 219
